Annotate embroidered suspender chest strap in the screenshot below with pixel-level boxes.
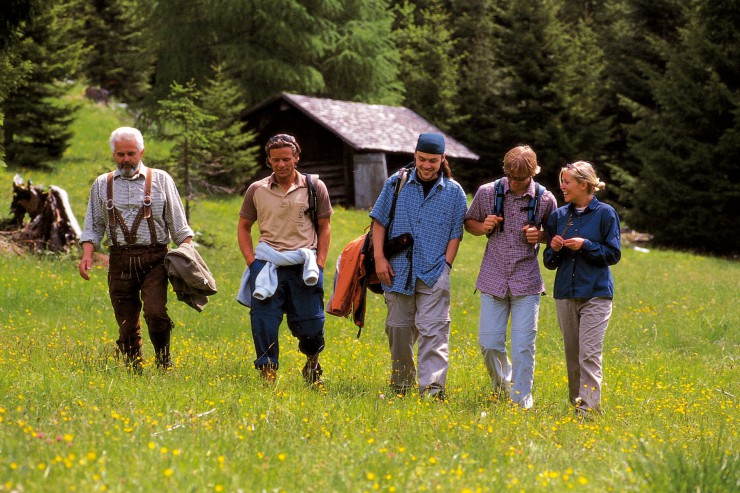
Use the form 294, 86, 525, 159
106, 171, 117, 245
143, 167, 153, 219
106, 168, 158, 247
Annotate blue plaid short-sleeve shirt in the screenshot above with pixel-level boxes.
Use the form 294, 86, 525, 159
370, 169, 467, 295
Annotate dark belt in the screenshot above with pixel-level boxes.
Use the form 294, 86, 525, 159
109, 244, 168, 255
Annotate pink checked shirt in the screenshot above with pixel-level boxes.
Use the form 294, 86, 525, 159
465, 178, 557, 298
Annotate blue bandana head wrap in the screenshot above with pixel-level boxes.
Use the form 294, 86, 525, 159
415, 133, 445, 155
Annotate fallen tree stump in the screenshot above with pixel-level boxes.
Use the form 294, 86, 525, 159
1, 175, 81, 253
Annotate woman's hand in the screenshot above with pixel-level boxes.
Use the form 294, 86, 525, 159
550, 235, 565, 252
563, 237, 585, 251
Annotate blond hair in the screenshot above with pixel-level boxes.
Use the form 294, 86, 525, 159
560, 161, 606, 194
503, 145, 541, 178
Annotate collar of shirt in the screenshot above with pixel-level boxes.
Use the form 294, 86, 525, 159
567, 196, 600, 215
268, 171, 304, 192
409, 168, 446, 189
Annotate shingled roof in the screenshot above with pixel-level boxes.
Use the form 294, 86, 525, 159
249, 93, 479, 161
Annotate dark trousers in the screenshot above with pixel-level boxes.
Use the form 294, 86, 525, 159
249, 260, 325, 369
108, 245, 172, 357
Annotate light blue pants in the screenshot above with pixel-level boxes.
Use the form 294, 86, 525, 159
479, 293, 540, 408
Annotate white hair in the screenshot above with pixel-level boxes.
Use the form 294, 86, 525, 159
109, 127, 144, 152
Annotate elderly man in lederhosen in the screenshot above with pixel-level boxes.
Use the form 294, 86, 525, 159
78, 127, 193, 373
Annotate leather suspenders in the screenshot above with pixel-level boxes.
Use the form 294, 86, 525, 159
106, 168, 158, 247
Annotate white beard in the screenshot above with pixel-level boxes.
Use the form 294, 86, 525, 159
118, 163, 141, 179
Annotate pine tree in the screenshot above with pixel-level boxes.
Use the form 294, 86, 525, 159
82, 0, 153, 105
319, 0, 402, 104
452, 0, 571, 190
199, 66, 260, 194
450, 0, 614, 192
595, 0, 688, 210
447, 0, 500, 189
155, 71, 261, 221
140, 0, 217, 106
143, 0, 402, 108
0, 0, 35, 166
0, 0, 36, 49
2, 0, 88, 168
547, 14, 614, 188
628, 0, 740, 255
392, 0, 462, 130
155, 80, 216, 222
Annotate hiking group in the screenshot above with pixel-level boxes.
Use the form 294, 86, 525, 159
78, 127, 621, 419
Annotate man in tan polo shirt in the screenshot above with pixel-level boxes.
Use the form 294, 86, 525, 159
237, 134, 333, 385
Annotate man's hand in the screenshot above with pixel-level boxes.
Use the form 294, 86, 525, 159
79, 242, 95, 280
78, 257, 93, 280
464, 215, 503, 236
483, 214, 503, 234
374, 256, 394, 286
522, 225, 541, 245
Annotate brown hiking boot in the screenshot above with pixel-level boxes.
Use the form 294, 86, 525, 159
260, 365, 277, 384
155, 351, 173, 371
126, 354, 144, 375
302, 361, 323, 386
121, 347, 143, 375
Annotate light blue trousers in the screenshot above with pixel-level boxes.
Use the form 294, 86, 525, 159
478, 293, 540, 408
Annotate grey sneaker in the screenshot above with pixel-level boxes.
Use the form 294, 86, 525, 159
574, 397, 599, 419
420, 386, 446, 401
390, 385, 413, 397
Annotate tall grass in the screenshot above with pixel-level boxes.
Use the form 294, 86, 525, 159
0, 102, 737, 492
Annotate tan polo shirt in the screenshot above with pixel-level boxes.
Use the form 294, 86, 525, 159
239, 173, 333, 251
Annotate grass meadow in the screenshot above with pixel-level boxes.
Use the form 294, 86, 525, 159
0, 100, 738, 492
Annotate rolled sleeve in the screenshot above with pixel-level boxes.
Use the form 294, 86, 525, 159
79, 176, 108, 250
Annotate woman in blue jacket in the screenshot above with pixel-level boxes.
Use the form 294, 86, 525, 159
544, 161, 621, 417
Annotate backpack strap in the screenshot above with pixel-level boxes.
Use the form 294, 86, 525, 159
532, 183, 545, 225
521, 182, 546, 226
492, 179, 504, 217
390, 166, 413, 290
486, 179, 505, 237
388, 166, 411, 225
303, 173, 319, 232
489, 179, 546, 237
526, 182, 546, 254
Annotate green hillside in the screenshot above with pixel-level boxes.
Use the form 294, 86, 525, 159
0, 101, 737, 492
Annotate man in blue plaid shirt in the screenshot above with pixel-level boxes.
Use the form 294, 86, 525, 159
370, 133, 467, 399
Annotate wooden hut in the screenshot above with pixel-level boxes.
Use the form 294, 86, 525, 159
242, 93, 479, 208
